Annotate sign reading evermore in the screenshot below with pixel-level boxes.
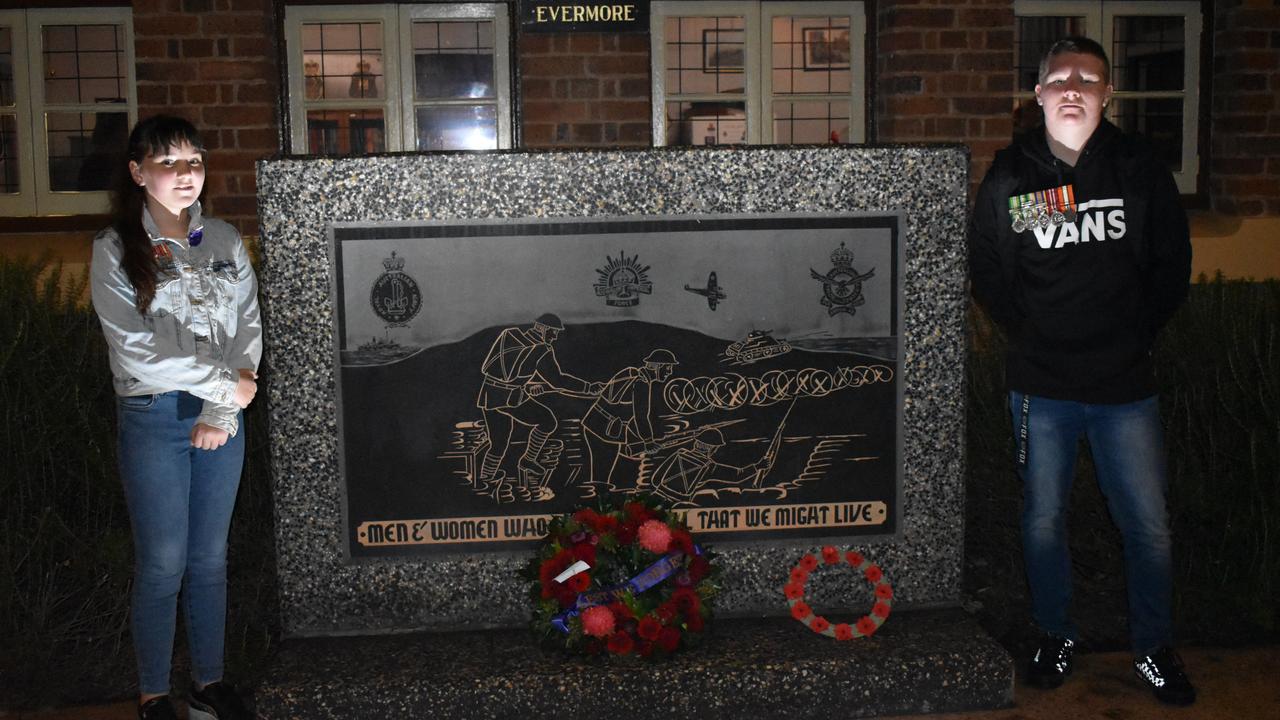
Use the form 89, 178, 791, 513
330, 214, 903, 559
519, 0, 648, 33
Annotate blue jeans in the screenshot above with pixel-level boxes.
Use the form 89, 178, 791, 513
117, 391, 244, 695
1009, 391, 1173, 655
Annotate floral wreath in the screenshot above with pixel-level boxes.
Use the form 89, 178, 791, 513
782, 546, 893, 639
526, 497, 719, 658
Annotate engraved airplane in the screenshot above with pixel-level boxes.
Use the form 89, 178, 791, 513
684, 271, 727, 311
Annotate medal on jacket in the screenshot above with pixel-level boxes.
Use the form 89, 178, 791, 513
1033, 190, 1051, 228
188, 225, 204, 247
1059, 184, 1077, 223
1007, 195, 1027, 233
1047, 187, 1065, 226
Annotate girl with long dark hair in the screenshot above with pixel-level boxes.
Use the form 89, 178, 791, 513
90, 115, 260, 720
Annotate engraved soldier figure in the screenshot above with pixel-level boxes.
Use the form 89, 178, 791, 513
581, 349, 678, 490
650, 428, 777, 506
475, 313, 599, 489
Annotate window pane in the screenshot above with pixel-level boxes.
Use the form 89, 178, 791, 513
1113, 16, 1184, 92
773, 100, 850, 144
0, 27, 13, 107
665, 101, 746, 146
664, 16, 745, 95
302, 22, 384, 100
305, 109, 385, 155
1015, 16, 1085, 92
43, 24, 126, 104
772, 16, 851, 95
415, 104, 497, 150
412, 21, 494, 100
45, 111, 128, 191
1109, 97, 1183, 171
1, 113, 18, 193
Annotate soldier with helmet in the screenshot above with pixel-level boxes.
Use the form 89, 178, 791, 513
650, 427, 777, 505
475, 313, 600, 488
581, 348, 679, 490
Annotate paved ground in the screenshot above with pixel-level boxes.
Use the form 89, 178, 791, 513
5, 646, 1277, 720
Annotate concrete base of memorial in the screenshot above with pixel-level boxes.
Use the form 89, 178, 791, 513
254, 609, 1011, 718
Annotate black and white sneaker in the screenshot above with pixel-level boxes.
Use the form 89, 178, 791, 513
188, 681, 254, 720
1134, 647, 1197, 706
1025, 633, 1074, 688
138, 696, 179, 720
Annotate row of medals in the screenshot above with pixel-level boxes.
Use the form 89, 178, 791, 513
1008, 184, 1077, 233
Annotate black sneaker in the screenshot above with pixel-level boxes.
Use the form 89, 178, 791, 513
1134, 647, 1197, 706
188, 681, 254, 720
1025, 633, 1074, 689
138, 696, 179, 720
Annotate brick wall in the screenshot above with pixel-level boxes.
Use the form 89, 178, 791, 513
1211, 0, 1280, 216
519, 32, 651, 147
132, 0, 279, 236
875, 0, 1015, 198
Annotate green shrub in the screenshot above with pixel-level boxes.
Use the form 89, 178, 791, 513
965, 277, 1280, 649
0, 254, 276, 708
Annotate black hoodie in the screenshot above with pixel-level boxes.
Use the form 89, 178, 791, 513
969, 120, 1192, 404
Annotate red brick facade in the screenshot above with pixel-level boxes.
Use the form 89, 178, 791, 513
1210, 0, 1280, 216
132, 0, 279, 235
8, 0, 1280, 240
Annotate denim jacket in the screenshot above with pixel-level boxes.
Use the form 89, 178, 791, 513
91, 201, 263, 436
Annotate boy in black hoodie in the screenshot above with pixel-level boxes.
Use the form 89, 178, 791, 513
969, 37, 1195, 706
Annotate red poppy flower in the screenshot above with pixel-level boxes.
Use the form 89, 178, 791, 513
625, 502, 654, 522
555, 585, 577, 609
609, 601, 634, 620
671, 528, 695, 555
638, 616, 662, 641
658, 626, 681, 653
821, 546, 840, 565
799, 554, 819, 571
638, 639, 655, 658
606, 631, 634, 655
685, 612, 705, 632
573, 508, 599, 527
845, 550, 864, 567
789, 567, 809, 585
615, 524, 637, 546
790, 601, 812, 620
864, 565, 883, 583
811, 616, 830, 633
834, 623, 854, 640
688, 555, 711, 582
672, 587, 701, 615
655, 603, 677, 624
875, 583, 893, 600
873, 601, 891, 619
856, 616, 877, 636
783, 582, 805, 600
568, 572, 591, 593
572, 543, 596, 566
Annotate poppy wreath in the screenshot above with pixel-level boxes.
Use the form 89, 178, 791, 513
782, 546, 894, 640
525, 497, 720, 658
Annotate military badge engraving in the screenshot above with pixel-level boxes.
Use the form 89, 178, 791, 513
810, 242, 875, 317
594, 251, 653, 307
370, 250, 422, 328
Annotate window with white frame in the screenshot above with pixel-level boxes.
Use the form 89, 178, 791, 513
284, 4, 511, 155
1013, 0, 1202, 193
0, 7, 135, 217
650, 1, 865, 146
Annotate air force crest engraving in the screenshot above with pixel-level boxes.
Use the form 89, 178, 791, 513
810, 242, 875, 317
594, 251, 653, 308
370, 250, 422, 327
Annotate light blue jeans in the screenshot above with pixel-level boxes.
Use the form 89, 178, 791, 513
117, 391, 243, 695
1009, 391, 1174, 655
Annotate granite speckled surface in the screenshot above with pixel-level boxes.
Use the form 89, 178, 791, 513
256, 145, 970, 637
254, 609, 1011, 719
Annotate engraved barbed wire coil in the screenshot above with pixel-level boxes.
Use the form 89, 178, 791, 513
662, 365, 893, 414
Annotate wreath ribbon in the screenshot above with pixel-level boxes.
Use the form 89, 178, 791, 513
552, 549, 693, 633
